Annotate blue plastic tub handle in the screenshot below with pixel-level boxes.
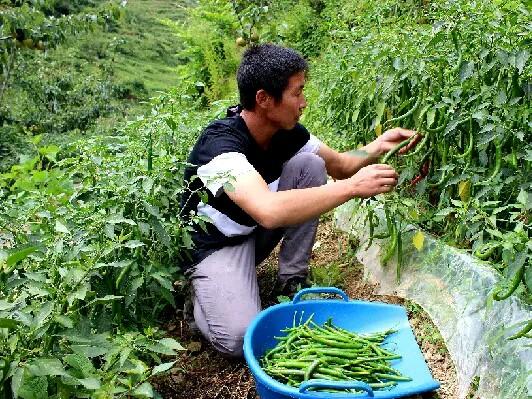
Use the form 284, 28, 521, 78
299, 379, 374, 397
293, 287, 349, 304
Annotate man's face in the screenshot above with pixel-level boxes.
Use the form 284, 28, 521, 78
267, 71, 307, 130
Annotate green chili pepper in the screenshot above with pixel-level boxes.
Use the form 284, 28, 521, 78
493, 263, 526, 301
508, 320, 532, 340
382, 135, 416, 164
487, 139, 502, 181
386, 94, 423, 126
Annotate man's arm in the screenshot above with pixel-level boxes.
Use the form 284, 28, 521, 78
318, 128, 420, 179
224, 164, 398, 229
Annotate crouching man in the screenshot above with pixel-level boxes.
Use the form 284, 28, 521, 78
179, 44, 418, 356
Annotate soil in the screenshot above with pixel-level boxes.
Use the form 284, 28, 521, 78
154, 216, 458, 399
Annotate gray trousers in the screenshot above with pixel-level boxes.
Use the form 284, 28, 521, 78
188, 152, 327, 357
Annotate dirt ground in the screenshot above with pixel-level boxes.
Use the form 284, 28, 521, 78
154, 217, 458, 399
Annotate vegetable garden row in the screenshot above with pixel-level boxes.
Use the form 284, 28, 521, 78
302, 0, 531, 338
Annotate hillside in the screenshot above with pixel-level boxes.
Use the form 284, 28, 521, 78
1, 0, 190, 169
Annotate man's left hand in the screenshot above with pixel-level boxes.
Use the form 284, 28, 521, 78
370, 128, 421, 156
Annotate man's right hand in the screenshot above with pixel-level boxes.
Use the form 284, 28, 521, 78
348, 164, 398, 198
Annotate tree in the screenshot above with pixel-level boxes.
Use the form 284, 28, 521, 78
0, 0, 123, 110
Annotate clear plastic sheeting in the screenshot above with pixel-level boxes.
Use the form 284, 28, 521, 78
335, 199, 531, 399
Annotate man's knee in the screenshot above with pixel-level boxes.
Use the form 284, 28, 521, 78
208, 322, 248, 357
286, 152, 327, 186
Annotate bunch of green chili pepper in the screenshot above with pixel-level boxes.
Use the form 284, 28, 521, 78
261, 313, 411, 393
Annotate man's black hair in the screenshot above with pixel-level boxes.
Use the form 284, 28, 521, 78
237, 44, 308, 110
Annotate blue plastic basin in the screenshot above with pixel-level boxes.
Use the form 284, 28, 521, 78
244, 287, 440, 399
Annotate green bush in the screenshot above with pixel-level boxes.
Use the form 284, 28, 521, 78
0, 91, 227, 397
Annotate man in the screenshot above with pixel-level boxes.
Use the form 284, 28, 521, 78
180, 44, 417, 357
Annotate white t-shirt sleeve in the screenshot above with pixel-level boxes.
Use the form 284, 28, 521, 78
197, 152, 256, 197
296, 133, 322, 155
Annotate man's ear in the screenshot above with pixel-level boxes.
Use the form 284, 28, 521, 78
255, 89, 272, 109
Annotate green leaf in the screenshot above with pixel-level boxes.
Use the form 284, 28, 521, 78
64, 354, 96, 377
450, 199, 463, 207
118, 347, 132, 368
7, 246, 38, 268
138, 222, 150, 236
351, 107, 360, 124
517, 189, 531, 210
27, 358, 69, 377
159, 288, 176, 307
496, 49, 508, 65
398, 166, 415, 186
393, 57, 403, 70
25, 272, 47, 282
11, 366, 25, 399
479, 130, 500, 146
142, 177, 154, 194
8, 335, 18, 354
0, 318, 20, 329
434, 207, 454, 217
472, 109, 488, 122
494, 89, 507, 107
120, 358, 148, 375
55, 220, 70, 234
142, 201, 160, 217
132, 382, 154, 398
506, 251, 526, 278
158, 338, 184, 351
107, 215, 136, 225
126, 276, 144, 308
459, 61, 474, 82
150, 217, 171, 248
144, 343, 177, 356
426, 108, 436, 127
104, 224, 115, 239
165, 117, 177, 131
485, 228, 504, 239
31, 135, 43, 146
33, 301, 54, 328
26, 281, 52, 298
38, 145, 60, 161
54, 315, 74, 328
18, 375, 48, 399
15, 311, 33, 326
71, 345, 108, 358
32, 171, 48, 183
77, 377, 101, 390
0, 249, 7, 263
375, 101, 385, 124
515, 50, 530, 74
151, 361, 176, 376
67, 284, 89, 306
124, 240, 145, 249
0, 300, 14, 311
151, 273, 174, 291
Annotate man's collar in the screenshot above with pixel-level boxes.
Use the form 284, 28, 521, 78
226, 104, 242, 117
